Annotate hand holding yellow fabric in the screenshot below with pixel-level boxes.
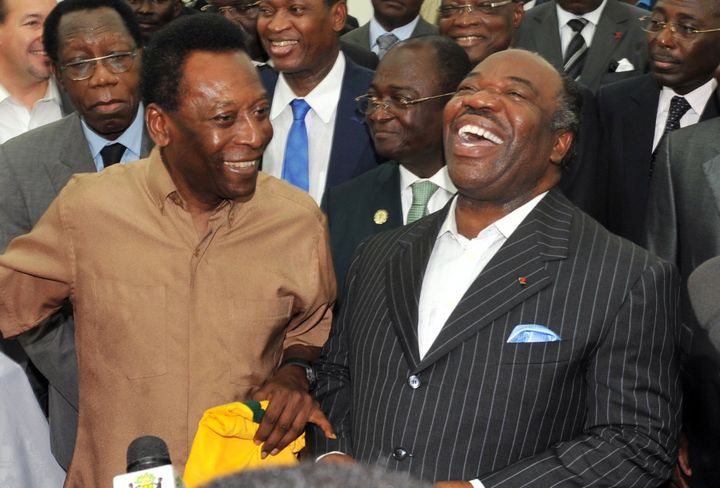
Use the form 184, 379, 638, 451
184, 400, 304, 488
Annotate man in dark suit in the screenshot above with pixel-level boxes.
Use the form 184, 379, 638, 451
342, 0, 437, 58
311, 49, 680, 487
256, 0, 379, 204
600, 0, 720, 245
322, 36, 470, 290
514, 0, 649, 92
0, 0, 152, 470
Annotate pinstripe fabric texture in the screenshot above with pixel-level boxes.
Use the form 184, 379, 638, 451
311, 189, 681, 486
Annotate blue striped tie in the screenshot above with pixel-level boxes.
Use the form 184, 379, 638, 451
282, 99, 311, 191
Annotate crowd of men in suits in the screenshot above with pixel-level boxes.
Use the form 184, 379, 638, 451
1, 0, 720, 486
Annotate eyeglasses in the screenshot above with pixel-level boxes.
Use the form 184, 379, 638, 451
355, 92, 456, 115
201, 1, 261, 16
438, 0, 514, 19
60, 50, 138, 81
639, 15, 720, 39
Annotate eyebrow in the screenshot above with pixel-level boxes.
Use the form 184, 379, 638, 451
506, 76, 539, 97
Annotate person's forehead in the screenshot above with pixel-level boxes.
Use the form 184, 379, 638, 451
210, 0, 258, 5
654, 0, 717, 20
58, 8, 132, 42
470, 51, 560, 91
376, 45, 441, 88
181, 50, 259, 89
5, 0, 54, 18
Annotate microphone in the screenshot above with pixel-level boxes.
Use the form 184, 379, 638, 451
688, 256, 720, 354
113, 435, 186, 488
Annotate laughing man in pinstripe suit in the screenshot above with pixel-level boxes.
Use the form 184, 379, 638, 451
310, 49, 681, 487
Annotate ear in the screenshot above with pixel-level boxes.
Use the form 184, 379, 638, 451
549, 130, 573, 166
330, 0, 348, 34
145, 103, 172, 148
512, 2, 525, 29
174, 0, 183, 16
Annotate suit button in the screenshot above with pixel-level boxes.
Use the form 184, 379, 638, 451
408, 375, 421, 389
392, 447, 408, 461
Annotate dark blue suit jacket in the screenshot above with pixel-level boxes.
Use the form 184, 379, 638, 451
258, 58, 380, 190
321, 162, 402, 291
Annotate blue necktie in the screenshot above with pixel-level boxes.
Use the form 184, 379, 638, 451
282, 99, 311, 191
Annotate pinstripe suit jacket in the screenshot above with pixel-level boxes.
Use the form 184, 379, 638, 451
311, 189, 681, 486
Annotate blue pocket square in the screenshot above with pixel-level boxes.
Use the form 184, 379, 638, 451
507, 324, 561, 343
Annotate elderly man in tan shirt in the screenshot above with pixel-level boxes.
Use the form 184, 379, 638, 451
0, 13, 335, 488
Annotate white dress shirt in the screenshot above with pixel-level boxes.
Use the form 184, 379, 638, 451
369, 16, 420, 55
556, 0, 608, 56
0, 79, 63, 143
262, 52, 345, 204
652, 78, 717, 151
417, 192, 548, 359
399, 165, 457, 224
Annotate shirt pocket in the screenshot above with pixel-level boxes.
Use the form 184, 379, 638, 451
93, 279, 168, 379
228, 297, 293, 385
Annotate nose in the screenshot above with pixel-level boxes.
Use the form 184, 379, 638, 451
455, 7, 481, 26
234, 113, 272, 150
461, 87, 501, 111
366, 102, 394, 123
136, 0, 153, 14
653, 23, 676, 48
265, 9, 290, 32
87, 59, 119, 88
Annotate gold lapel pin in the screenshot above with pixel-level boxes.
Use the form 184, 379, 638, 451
374, 209, 389, 225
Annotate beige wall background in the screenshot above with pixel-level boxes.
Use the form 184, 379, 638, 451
346, 0, 439, 26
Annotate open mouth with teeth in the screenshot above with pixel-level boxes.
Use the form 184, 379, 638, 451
458, 124, 504, 145
268, 40, 299, 56
224, 160, 258, 173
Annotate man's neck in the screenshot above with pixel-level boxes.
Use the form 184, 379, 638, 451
282, 47, 339, 97
0, 64, 49, 110
375, 14, 414, 32
401, 155, 445, 179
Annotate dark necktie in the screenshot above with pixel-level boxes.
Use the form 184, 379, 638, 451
376, 33, 399, 59
281, 99, 311, 191
563, 18, 589, 81
100, 143, 126, 168
650, 95, 692, 176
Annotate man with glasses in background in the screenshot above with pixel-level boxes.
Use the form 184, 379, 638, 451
515, 0, 648, 92
599, 0, 720, 246
436, 0, 523, 66
125, 0, 197, 43
321, 36, 470, 290
0, 0, 152, 470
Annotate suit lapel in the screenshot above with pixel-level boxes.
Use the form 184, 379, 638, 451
627, 74, 660, 172
370, 163, 403, 232
386, 207, 449, 370
326, 60, 373, 187
44, 114, 95, 194
703, 153, 720, 217
417, 190, 573, 370
581, 1, 631, 88
700, 88, 720, 121
538, 7, 564, 68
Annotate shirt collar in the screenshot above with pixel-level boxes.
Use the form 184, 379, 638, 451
399, 164, 457, 195
80, 103, 145, 160
369, 15, 421, 49
270, 52, 345, 124
0, 78, 63, 106
660, 78, 718, 117
556, 0, 607, 27
439, 191, 548, 241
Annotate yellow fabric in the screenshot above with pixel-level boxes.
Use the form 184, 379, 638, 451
184, 401, 304, 488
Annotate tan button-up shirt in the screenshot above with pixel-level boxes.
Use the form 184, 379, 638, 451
0, 148, 335, 487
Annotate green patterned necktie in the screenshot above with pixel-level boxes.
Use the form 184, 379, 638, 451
407, 181, 439, 223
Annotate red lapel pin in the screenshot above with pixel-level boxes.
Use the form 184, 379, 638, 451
614, 31, 623, 40
518, 277, 527, 287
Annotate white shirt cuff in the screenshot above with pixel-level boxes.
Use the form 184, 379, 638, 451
315, 451, 347, 462
469, 479, 486, 488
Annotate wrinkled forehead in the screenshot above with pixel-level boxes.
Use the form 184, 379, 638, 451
469, 50, 561, 92
58, 7, 132, 44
